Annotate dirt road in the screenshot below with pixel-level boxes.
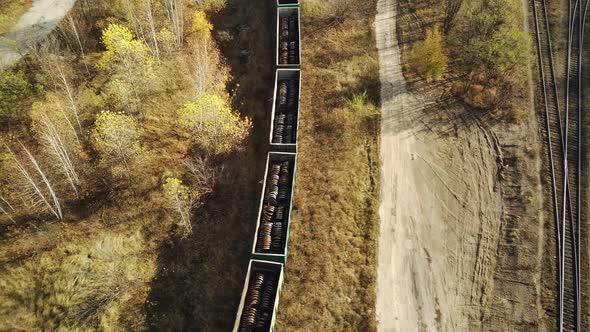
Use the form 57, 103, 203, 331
375, 0, 506, 330
0, 0, 76, 70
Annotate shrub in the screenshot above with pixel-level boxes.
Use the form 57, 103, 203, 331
345, 91, 380, 119
460, 27, 529, 79
0, 69, 32, 119
409, 27, 448, 80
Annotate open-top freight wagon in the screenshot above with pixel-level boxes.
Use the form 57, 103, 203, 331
233, 260, 284, 332
269, 69, 301, 152
251, 152, 297, 264
277, 0, 299, 7
276, 7, 301, 68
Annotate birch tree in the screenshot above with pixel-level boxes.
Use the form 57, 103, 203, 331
6, 143, 63, 220
161, 0, 184, 48
182, 156, 219, 195
188, 10, 213, 96
0, 193, 16, 224
30, 94, 83, 198
33, 44, 84, 134
123, 0, 161, 62
157, 28, 176, 56
59, 13, 90, 74
145, 0, 160, 61
162, 177, 198, 235
191, 40, 210, 96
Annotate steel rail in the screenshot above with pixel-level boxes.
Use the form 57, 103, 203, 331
532, 3, 565, 329
564, 2, 581, 331
576, 2, 589, 330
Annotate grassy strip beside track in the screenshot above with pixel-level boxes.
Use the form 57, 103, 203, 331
275, 1, 380, 331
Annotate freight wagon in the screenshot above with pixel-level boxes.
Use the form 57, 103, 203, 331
251, 152, 297, 264
269, 69, 301, 152
276, 7, 301, 68
233, 260, 284, 332
277, 0, 299, 7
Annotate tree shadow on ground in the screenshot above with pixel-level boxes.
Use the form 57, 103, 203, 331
144, 0, 274, 331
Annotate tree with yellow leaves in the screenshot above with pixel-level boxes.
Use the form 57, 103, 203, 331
409, 27, 448, 80
98, 24, 155, 113
162, 177, 198, 236
176, 94, 251, 155
190, 10, 212, 40
92, 111, 142, 176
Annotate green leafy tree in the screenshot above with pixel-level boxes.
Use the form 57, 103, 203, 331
0, 69, 32, 119
176, 94, 251, 155
92, 111, 142, 176
460, 27, 529, 78
98, 24, 155, 113
409, 27, 448, 80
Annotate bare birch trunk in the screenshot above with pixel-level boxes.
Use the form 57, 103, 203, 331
196, 40, 209, 97
0, 194, 16, 224
19, 143, 63, 220
146, 0, 161, 62
162, 0, 184, 48
67, 14, 90, 75
6, 144, 61, 220
55, 65, 83, 134
39, 113, 81, 198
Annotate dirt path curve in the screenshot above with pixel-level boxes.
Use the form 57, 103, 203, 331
375, 0, 505, 330
0, 0, 76, 71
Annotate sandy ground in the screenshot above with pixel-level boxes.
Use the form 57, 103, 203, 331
375, 0, 507, 330
0, 0, 76, 70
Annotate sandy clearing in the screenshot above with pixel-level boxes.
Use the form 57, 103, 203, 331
375, 0, 505, 330
0, 0, 76, 70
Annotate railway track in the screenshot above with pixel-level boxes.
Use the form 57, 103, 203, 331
531, 0, 587, 330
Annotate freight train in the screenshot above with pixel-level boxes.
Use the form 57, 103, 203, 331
233, 1, 301, 331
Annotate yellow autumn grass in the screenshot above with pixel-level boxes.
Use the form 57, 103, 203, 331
0, 232, 155, 331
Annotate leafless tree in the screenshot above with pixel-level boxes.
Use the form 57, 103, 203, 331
145, 0, 161, 61
37, 112, 81, 198
0, 194, 16, 224
123, 0, 161, 61
32, 43, 83, 135
6, 143, 63, 220
64, 14, 90, 74
444, 0, 464, 34
161, 0, 184, 48
191, 39, 210, 97
182, 156, 221, 195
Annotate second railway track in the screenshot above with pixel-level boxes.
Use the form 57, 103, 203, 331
531, 0, 587, 330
